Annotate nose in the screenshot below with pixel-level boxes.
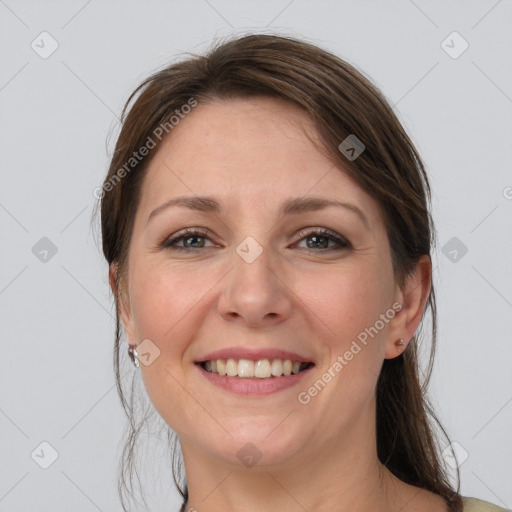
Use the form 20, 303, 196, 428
217, 240, 293, 328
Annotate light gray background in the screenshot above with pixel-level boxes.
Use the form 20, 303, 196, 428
1, 1, 511, 511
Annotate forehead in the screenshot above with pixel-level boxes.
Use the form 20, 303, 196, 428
137, 97, 381, 223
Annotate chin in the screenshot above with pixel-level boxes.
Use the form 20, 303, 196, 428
198, 419, 307, 469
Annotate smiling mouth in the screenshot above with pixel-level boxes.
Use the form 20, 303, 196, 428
197, 358, 314, 379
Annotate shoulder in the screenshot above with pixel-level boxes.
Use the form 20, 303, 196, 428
462, 497, 511, 512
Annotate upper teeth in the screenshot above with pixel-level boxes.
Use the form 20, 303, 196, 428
202, 358, 308, 378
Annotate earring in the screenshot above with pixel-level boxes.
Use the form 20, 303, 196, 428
396, 338, 405, 351
128, 344, 140, 368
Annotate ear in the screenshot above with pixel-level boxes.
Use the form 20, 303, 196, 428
384, 254, 432, 359
109, 263, 137, 345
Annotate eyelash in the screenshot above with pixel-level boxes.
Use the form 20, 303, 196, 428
161, 227, 351, 253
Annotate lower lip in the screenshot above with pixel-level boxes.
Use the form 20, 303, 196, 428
196, 363, 313, 396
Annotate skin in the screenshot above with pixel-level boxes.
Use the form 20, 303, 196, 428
111, 97, 447, 512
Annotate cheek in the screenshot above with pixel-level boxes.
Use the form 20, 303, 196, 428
128, 263, 211, 433
129, 260, 209, 344
298, 260, 392, 351
296, 264, 392, 421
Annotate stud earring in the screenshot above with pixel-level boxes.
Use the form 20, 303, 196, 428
128, 344, 140, 368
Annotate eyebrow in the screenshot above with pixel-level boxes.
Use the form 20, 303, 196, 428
146, 195, 370, 230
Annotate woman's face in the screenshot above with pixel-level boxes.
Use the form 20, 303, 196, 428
115, 97, 406, 469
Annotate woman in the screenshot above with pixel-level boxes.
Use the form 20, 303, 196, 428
97, 34, 508, 512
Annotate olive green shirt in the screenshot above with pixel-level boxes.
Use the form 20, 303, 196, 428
463, 497, 511, 511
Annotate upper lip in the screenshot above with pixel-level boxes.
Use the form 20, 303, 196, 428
195, 347, 315, 364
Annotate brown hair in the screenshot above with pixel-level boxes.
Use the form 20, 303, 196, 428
95, 33, 463, 511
